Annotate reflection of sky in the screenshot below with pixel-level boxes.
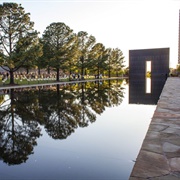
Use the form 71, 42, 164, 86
0, 82, 156, 180
0, 94, 10, 110
146, 77, 151, 93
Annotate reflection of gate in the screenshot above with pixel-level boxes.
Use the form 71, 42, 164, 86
129, 48, 169, 104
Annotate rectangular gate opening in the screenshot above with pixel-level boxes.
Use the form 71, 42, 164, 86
146, 61, 151, 93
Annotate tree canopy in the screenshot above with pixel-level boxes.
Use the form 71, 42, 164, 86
41, 22, 76, 81
0, 2, 125, 84
0, 2, 42, 84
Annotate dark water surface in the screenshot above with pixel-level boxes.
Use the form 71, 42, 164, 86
0, 79, 158, 180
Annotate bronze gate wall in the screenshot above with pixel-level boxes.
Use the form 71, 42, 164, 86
129, 48, 169, 104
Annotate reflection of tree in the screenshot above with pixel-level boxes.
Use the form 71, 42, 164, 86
78, 80, 125, 115
87, 81, 110, 114
39, 80, 125, 139
0, 79, 125, 165
0, 89, 41, 165
0, 94, 5, 105
39, 85, 80, 139
76, 82, 96, 127
13, 90, 41, 123
106, 79, 125, 107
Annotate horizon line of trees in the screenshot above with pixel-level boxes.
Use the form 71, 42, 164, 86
0, 2, 126, 84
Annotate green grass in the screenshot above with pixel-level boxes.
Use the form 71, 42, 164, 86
0, 78, 70, 86
0, 75, 120, 87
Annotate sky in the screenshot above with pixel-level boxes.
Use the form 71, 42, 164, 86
2, 0, 180, 68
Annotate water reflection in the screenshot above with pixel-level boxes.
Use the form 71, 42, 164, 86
0, 79, 125, 165
0, 89, 41, 165
129, 76, 166, 104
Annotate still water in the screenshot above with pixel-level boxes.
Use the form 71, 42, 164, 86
0, 79, 157, 180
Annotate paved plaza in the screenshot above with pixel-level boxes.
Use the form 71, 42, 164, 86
129, 77, 180, 179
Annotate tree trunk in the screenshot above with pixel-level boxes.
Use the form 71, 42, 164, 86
56, 68, 60, 81
108, 66, 111, 78
56, 84, 60, 95
81, 65, 84, 79
10, 89, 15, 137
9, 70, 14, 84
80, 56, 84, 79
69, 68, 72, 81
47, 66, 50, 74
26, 68, 29, 74
38, 67, 41, 75
98, 65, 100, 79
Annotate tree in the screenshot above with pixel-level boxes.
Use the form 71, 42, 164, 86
111, 48, 125, 77
89, 43, 108, 77
35, 38, 49, 75
105, 48, 124, 77
22, 37, 43, 75
61, 33, 79, 80
42, 22, 75, 81
76, 31, 96, 78
106, 48, 113, 78
0, 3, 42, 84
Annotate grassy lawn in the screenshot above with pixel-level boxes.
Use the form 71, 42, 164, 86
0, 77, 70, 86
0, 75, 119, 87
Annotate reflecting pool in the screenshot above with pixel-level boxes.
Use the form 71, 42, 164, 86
0, 79, 158, 180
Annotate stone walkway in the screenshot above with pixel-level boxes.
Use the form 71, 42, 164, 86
129, 77, 180, 179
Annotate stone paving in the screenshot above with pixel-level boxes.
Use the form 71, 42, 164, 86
129, 77, 180, 180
